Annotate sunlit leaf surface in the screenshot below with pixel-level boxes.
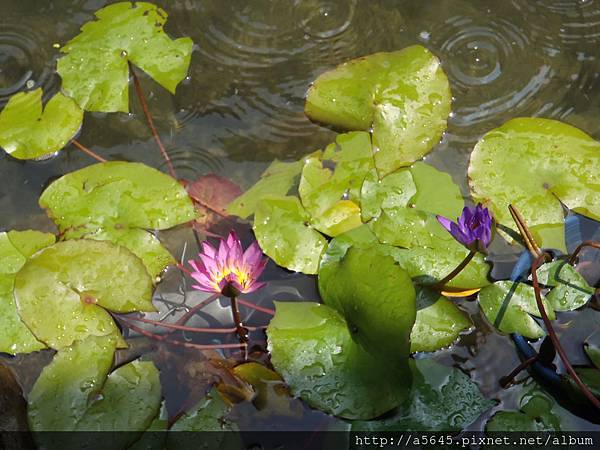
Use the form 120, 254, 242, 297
0, 89, 82, 160
534, 260, 593, 311
57, 2, 193, 112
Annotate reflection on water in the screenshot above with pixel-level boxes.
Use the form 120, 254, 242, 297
1, 0, 600, 431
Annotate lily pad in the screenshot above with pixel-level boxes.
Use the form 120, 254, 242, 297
227, 159, 303, 219
39, 161, 196, 277
253, 196, 327, 274
478, 281, 556, 339
534, 260, 594, 311
305, 45, 451, 176
486, 390, 561, 432
360, 168, 416, 222
0, 230, 54, 355
469, 118, 600, 249
57, 2, 193, 112
267, 301, 410, 420
0, 89, 83, 160
352, 359, 493, 431
29, 334, 161, 440
318, 245, 416, 361
410, 288, 472, 353
14, 240, 154, 349
585, 342, 600, 369
410, 161, 464, 218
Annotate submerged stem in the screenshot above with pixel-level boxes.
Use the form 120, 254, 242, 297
432, 250, 476, 291
237, 298, 275, 315
568, 240, 600, 266
229, 296, 248, 344
500, 355, 539, 388
531, 253, 600, 410
129, 62, 176, 178
72, 140, 107, 163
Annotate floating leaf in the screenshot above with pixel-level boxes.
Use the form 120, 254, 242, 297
318, 245, 416, 361
410, 288, 472, 353
360, 168, 416, 222
0, 89, 83, 160
585, 342, 600, 369
305, 46, 451, 176
39, 161, 196, 277
14, 240, 154, 349
486, 390, 561, 431
233, 362, 287, 411
409, 161, 464, 218
534, 260, 594, 311
57, 2, 193, 112
29, 335, 161, 445
227, 159, 302, 219
478, 281, 555, 339
253, 196, 327, 274
353, 359, 493, 431
0, 230, 54, 355
186, 174, 241, 231
267, 302, 410, 420
469, 118, 600, 249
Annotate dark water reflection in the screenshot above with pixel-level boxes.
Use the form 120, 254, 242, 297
1, 0, 600, 432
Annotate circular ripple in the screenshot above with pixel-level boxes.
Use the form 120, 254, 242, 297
0, 21, 59, 106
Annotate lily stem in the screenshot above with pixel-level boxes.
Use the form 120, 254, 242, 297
432, 250, 476, 291
129, 62, 176, 179
531, 253, 600, 410
568, 240, 600, 266
508, 204, 542, 258
237, 298, 275, 315
500, 355, 539, 388
72, 140, 107, 163
230, 296, 248, 344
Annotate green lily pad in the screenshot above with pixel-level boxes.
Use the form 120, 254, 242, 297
469, 118, 600, 249
39, 161, 196, 277
0, 230, 54, 355
253, 196, 327, 274
486, 390, 561, 432
410, 161, 464, 218
14, 240, 154, 350
369, 206, 431, 248
227, 159, 303, 219
585, 342, 600, 369
534, 260, 594, 311
478, 281, 556, 339
360, 168, 416, 222
353, 359, 493, 431
410, 288, 472, 353
57, 2, 193, 112
318, 245, 416, 361
29, 334, 161, 440
267, 301, 410, 420
0, 89, 83, 160
305, 46, 451, 176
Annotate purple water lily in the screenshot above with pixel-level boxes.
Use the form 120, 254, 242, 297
436, 203, 493, 251
188, 231, 268, 297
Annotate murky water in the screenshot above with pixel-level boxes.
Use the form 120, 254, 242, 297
1, 0, 600, 435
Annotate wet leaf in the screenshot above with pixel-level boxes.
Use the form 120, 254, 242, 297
39, 161, 196, 277
0, 89, 83, 160
360, 168, 416, 222
585, 342, 600, 369
232, 362, 287, 411
227, 159, 302, 219
305, 46, 451, 176
29, 334, 161, 444
186, 174, 241, 231
469, 118, 600, 249
318, 246, 416, 362
14, 240, 154, 349
0, 230, 54, 355
478, 281, 556, 339
352, 359, 493, 431
267, 302, 411, 420
410, 288, 472, 353
253, 196, 327, 274
486, 390, 561, 431
57, 2, 193, 112
409, 161, 464, 218
534, 260, 594, 311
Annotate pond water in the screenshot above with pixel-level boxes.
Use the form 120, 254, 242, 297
1, 0, 600, 440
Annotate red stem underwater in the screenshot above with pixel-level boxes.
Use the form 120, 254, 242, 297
72, 140, 106, 163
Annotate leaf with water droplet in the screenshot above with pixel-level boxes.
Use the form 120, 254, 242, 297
585, 341, 600, 369
318, 245, 416, 362
57, 2, 193, 112
0, 230, 54, 355
305, 46, 451, 176
39, 161, 196, 277
267, 302, 411, 420
478, 280, 555, 339
253, 196, 327, 274
352, 358, 493, 431
0, 89, 83, 160
469, 118, 600, 250
14, 240, 154, 350
410, 287, 472, 353
533, 260, 594, 311
486, 388, 561, 431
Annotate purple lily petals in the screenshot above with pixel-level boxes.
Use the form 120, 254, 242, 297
436, 203, 493, 251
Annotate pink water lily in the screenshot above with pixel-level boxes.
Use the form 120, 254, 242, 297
188, 231, 268, 297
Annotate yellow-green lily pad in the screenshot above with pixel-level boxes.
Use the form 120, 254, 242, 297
305, 46, 451, 176
0, 89, 83, 160
534, 260, 594, 311
57, 2, 193, 112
